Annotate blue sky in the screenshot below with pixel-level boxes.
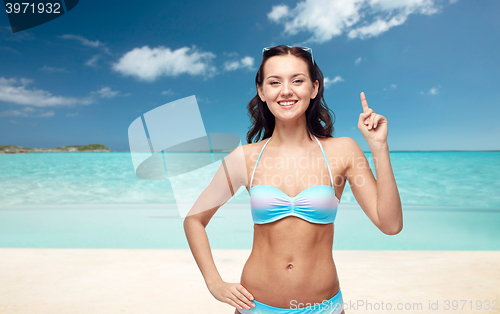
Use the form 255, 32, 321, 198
0, 0, 499, 151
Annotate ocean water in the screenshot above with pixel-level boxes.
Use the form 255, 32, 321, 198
1, 152, 499, 250
1, 151, 500, 208
1, 203, 499, 250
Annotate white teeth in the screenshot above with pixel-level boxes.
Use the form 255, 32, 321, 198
279, 101, 296, 106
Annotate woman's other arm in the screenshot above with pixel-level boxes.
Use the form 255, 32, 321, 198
183, 145, 255, 311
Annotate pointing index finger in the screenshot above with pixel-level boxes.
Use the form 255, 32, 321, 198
360, 92, 369, 113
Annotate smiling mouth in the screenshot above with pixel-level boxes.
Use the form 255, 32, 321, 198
278, 100, 298, 106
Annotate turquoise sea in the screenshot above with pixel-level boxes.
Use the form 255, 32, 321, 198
1, 152, 499, 250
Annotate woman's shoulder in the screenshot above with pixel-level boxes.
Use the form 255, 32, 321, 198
224, 139, 268, 168
241, 138, 270, 151
320, 136, 355, 146
321, 136, 361, 155
240, 139, 270, 161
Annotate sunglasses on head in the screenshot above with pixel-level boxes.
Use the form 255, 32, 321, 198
262, 45, 315, 65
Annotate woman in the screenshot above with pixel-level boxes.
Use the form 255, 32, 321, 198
184, 45, 403, 314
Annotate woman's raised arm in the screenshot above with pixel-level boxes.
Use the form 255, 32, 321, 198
345, 92, 403, 235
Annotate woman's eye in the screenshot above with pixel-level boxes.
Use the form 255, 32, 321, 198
269, 79, 303, 85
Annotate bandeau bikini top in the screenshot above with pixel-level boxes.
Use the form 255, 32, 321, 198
249, 135, 339, 224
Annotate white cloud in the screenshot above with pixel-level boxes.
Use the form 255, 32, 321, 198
348, 13, 408, 39
267, 0, 446, 42
449, 0, 458, 3
112, 46, 217, 81
91, 87, 120, 98
241, 57, 254, 68
196, 97, 212, 104
59, 34, 110, 54
19, 78, 33, 85
0, 77, 93, 107
268, 5, 290, 21
57, 34, 110, 66
161, 90, 174, 95
85, 55, 100, 67
0, 107, 55, 118
0, 25, 34, 41
355, 57, 363, 65
224, 56, 255, 71
223, 52, 239, 57
384, 83, 397, 91
41, 66, 67, 73
0, 46, 19, 54
224, 61, 240, 71
59, 34, 102, 47
324, 75, 344, 88
420, 86, 440, 95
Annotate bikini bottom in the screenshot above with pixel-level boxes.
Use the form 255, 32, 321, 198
237, 289, 343, 314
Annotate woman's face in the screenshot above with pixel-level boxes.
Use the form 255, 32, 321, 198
257, 54, 319, 121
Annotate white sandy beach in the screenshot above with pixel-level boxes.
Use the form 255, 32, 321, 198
0, 249, 499, 314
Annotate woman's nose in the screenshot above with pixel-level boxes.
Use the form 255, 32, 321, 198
281, 82, 293, 96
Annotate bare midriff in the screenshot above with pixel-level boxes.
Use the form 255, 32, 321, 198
240, 216, 339, 309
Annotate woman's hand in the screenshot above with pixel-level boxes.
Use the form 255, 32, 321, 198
358, 92, 388, 145
208, 280, 255, 311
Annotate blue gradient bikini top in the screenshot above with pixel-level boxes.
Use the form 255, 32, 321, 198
249, 135, 339, 224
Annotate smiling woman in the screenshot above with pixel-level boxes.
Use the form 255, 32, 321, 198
247, 46, 333, 144
258, 56, 319, 115
183, 45, 403, 314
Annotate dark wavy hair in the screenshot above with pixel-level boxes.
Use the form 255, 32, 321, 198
246, 45, 336, 144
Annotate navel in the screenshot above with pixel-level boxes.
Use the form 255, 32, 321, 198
287, 263, 293, 270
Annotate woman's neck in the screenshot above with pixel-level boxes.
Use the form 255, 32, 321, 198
270, 117, 312, 148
